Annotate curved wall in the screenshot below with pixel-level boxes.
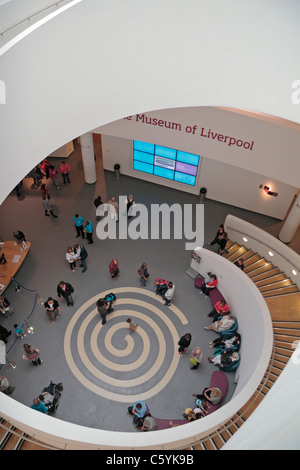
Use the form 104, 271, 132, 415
1, 0, 300, 204
0, 0, 299, 450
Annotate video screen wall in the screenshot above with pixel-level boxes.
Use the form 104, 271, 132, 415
133, 140, 200, 186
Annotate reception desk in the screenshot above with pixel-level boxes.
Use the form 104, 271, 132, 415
0, 241, 31, 294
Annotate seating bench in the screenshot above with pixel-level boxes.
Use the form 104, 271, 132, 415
206, 370, 228, 414
194, 275, 225, 306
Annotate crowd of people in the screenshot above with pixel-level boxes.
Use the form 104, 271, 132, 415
1, 173, 242, 435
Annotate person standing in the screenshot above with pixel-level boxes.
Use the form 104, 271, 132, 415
22, 344, 43, 366
190, 347, 203, 370
139, 263, 149, 287
60, 160, 71, 184
178, 333, 192, 356
66, 246, 78, 272
41, 183, 57, 217
217, 231, 229, 255
14, 323, 25, 339
0, 376, 15, 395
13, 230, 26, 245
108, 196, 119, 221
109, 258, 119, 279
163, 281, 175, 306
97, 298, 114, 325
44, 297, 61, 325
74, 243, 88, 273
73, 214, 85, 239
125, 194, 135, 218
83, 220, 93, 244
94, 195, 103, 220
49, 165, 60, 189
57, 281, 74, 306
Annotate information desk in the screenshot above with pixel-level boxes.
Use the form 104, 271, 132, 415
0, 241, 31, 294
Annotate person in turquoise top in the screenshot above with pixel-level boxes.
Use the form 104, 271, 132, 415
127, 401, 147, 427
31, 398, 48, 414
73, 214, 85, 238
83, 220, 93, 244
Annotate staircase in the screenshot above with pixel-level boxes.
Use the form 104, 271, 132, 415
1, 240, 300, 450
192, 240, 300, 450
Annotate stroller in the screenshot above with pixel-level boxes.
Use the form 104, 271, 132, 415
39, 381, 63, 413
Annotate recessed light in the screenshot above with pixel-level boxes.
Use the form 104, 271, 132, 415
268, 251, 274, 256
243, 237, 248, 242
292, 269, 297, 276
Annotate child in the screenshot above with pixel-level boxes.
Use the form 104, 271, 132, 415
127, 318, 138, 334
14, 323, 25, 339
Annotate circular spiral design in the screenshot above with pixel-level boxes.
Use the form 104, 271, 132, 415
64, 287, 189, 402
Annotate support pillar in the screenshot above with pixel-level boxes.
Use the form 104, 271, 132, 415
279, 192, 300, 243
80, 132, 96, 184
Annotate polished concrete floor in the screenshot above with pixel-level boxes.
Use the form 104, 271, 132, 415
0, 143, 294, 433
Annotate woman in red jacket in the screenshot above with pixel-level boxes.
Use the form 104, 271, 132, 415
109, 258, 119, 280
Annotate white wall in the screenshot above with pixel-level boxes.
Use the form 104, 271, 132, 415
1, 1, 300, 205
99, 110, 298, 219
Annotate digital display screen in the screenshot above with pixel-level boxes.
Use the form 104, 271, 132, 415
133, 141, 200, 186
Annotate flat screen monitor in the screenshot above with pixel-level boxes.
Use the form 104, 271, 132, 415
133, 140, 199, 186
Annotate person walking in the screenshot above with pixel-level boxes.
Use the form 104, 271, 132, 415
190, 346, 203, 370
74, 243, 88, 273
44, 297, 61, 325
41, 183, 57, 217
22, 344, 43, 366
66, 246, 78, 272
109, 258, 119, 279
57, 281, 74, 306
163, 281, 175, 306
73, 214, 85, 239
178, 333, 192, 356
60, 160, 71, 184
83, 220, 93, 244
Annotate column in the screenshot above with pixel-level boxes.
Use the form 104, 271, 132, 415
279, 192, 300, 243
80, 132, 96, 184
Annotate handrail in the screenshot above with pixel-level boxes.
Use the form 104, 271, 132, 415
0, 1, 72, 37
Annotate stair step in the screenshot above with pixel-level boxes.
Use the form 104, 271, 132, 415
255, 274, 291, 287
262, 285, 299, 298
250, 268, 282, 282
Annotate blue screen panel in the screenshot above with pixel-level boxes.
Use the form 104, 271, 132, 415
134, 140, 155, 154
154, 165, 174, 180
134, 160, 154, 174
155, 145, 177, 160
177, 151, 200, 166
134, 150, 154, 165
174, 171, 196, 186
